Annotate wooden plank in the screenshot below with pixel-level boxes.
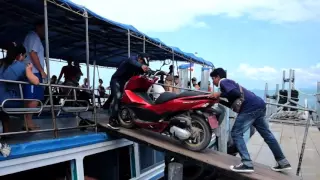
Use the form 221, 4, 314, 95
97, 122, 301, 180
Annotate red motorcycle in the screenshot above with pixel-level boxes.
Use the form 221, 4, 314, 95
118, 70, 219, 152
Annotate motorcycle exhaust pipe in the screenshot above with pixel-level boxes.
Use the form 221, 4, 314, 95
170, 126, 191, 140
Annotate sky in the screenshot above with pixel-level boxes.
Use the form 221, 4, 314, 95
63, 0, 320, 91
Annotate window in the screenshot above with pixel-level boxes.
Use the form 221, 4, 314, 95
139, 144, 164, 173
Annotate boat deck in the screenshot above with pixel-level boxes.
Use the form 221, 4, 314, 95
246, 122, 320, 180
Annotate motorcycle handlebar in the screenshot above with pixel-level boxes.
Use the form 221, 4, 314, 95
144, 69, 166, 77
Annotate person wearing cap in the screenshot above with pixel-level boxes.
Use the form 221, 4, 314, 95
106, 53, 149, 130
209, 68, 291, 173
22, 19, 46, 130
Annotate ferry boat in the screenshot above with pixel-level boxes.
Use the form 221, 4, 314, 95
0, 0, 214, 179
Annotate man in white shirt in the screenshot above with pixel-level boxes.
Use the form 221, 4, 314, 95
22, 20, 46, 130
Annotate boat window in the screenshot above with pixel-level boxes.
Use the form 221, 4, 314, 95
0, 161, 71, 180
139, 144, 164, 173
83, 146, 131, 180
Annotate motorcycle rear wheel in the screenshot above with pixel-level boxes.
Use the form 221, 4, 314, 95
118, 107, 135, 129
183, 115, 212, 152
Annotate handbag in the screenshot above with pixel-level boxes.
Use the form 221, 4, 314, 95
231, 84, 244, 113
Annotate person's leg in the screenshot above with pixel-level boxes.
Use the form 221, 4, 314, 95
0, 112, 10, 133
23, 73, 44, 130
23, 85, 40, 129
230, 111, 256, 172
102, 94, 113, 110
106, 79, 122, 130
253, 108, 291, 171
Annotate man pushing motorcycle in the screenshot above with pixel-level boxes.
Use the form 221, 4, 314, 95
209, 68, 291, 173
106, 53, 150, 130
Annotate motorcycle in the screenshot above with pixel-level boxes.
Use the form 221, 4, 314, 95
117, 69, 219, 152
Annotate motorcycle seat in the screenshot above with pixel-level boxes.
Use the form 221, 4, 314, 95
155, 91, 207, 104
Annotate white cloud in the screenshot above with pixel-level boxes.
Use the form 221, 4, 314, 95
236, 63, 278, 81
72, 0, 320, 32
235, 63, 320, 88
192, 21, 209, 28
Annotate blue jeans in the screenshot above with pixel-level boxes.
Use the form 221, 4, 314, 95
231, 108, 289, 167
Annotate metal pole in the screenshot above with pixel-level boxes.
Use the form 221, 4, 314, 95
288, 69, 293, 111
292, 69, 295, 84
92, 60, 97, 132
282, 70, 286, 91
275, 84, 280, 115
218, 106, 229, 153
189, 60, 192, 89
264, 83, 268, 102
143, 35, 146, 53
168, 162, 183, 180
265, 83, 269, 117
172, 51, 175, 87
296, 111, 312, 176
44, 0, 58, 138
317, 82, 320, 124
128, 30, 131, 57
85, 10, 90, 88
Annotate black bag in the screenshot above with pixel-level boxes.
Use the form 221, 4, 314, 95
231, 84, 244, 113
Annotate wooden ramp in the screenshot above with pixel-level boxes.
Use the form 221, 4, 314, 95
97, 121, 301, 180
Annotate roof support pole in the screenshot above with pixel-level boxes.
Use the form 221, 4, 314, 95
92, 60, 97, 132
44, 0, 58, 138
288, 69, 293, 111
84, 10, 90, 88
172, 49, 175, 87
189, 59, 192, 89
128, 30, 131, 57
143, 35, 146, 53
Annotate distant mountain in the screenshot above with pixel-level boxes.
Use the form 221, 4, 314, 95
250, 89, 319, 109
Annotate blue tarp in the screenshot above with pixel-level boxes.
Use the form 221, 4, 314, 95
0, 0, 214, 67
0, 133, 111, 161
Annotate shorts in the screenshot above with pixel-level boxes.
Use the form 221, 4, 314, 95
23, 73, 44, 100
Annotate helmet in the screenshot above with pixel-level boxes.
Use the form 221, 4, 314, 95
138, 53, 150, 66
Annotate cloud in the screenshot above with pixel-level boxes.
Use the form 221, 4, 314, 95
192, 21, 210, 29
236, 63, 278, 81
235, 63, 320, 88
72, 0, 320, 32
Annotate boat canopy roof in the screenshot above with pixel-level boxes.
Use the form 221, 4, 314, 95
0, 0, 214, 67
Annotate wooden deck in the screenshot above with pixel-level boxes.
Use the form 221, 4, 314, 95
246, 122, 320, 180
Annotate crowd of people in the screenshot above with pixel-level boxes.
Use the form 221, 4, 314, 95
0, 20, 110, 133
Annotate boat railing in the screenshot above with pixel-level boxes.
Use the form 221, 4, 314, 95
0, 78, 98, 137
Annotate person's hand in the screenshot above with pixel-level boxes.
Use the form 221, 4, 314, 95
40, 70, 47, 79
142, 65, 149, 72
26, 63, 33, 71
208, 92, 220, 99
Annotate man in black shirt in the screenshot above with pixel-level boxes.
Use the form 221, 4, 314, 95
106, 53, 149, 130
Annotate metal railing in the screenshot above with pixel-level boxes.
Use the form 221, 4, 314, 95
0, 78, 97, 137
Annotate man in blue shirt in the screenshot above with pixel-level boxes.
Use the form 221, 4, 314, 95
106, 53, 149, 130
209, 68, 291, 173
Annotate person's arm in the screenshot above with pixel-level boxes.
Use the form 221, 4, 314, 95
3, 62, 39, 85
127, 57, 143, 68
57, 67, 65, 83
26, 64, 39, 85
29, 51, 44, 73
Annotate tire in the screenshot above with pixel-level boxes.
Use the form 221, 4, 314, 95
183, 115, 212, 152
118, 107, 135, 129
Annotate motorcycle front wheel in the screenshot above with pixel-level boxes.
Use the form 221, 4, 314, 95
183, 115, 212, 152
118, 107, 135, 129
